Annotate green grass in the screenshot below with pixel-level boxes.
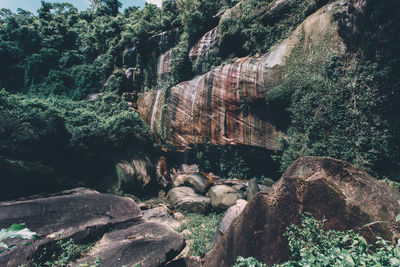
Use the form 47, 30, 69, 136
177, 212, 223, 257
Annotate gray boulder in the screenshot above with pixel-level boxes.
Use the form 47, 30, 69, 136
184, 173, 209, 194
143, 206, 181, 229
213, 199, 247, 244
167, 187, 210, 214
115, 157, 155, 194
0, 188, 142, 267
246, 178, 260, 200
75, 222, 185, 267
209, 185, 244, 211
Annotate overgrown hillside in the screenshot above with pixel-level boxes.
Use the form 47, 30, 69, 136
0, 0, 399, 200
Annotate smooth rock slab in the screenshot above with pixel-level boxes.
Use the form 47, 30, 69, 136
167, 187, 210, 214
76, 222, 185, 267
0, 188, 142, 267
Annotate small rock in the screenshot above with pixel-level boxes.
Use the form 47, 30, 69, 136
173, 174, 189, 187
184, 173, 209, 194
263, 178, 275, 187
143, 206, 181, 229
138, 202, 152, 210
258, 184, 270, 192
180, 164, 199, 174
209, 185, 244, 211
159, 190, 167, 198
167, 187, 211, 214
246, 178, 259, 200
181, 229, 192, 236
174, 212, 185, 221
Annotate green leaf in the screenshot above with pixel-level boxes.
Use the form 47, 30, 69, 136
0, 224, 37, 252
396, 214, 400, 222
390, 257, 400, 266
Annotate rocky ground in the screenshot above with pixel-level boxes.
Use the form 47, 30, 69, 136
1, 156, 400, 267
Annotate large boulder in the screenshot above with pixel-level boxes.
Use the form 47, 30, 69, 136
167, 187, 211, 214
184, 173, 210, 194
209, 185, 245, 211
203, 157, 400, 266
114, 157, 157, 195
0, 188, 142, 267
75, 222, 185, 267
213, 199, 247, 244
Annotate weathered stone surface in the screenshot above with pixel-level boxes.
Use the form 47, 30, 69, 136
246, 178, 259, 200
203, 157, 400, 266
184, 173, 210, 194
209, 185, 244, 211
0, 188, 142, 267
157, 49, 172, 82
165, 256, 202, 267
143, 206, 181, 229
136, 1, 346, 151
189, 26, 219, 60
167, 187, 210, 214
115, 157, 157, 194
156, 156, 172, 187
174, 174, 189, 188
76, 222, 185, 267
213, 199, 247, 244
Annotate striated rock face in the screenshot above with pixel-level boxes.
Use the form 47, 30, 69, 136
189, 26, 219, 60
157, 49, 172, 82
137, 1, 346, 151
203, 157, 400, 266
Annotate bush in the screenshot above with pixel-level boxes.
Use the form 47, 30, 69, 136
235, 213, 400, 266
0, 90, 156, 199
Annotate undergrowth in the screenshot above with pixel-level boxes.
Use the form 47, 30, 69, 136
176, 212, 222, 257
235, 213, 400, 267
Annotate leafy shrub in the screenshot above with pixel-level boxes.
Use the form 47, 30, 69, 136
34, 238, 98, 267
235, 213, 400, 266
0, 90, 156, 199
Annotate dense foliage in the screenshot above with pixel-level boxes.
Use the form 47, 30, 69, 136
271, 0, 400, 179
235, 213, 400, 266
0, 90, 155, 199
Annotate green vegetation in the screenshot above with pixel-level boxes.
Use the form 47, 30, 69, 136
271, 0, 400, 180
0, 223, 37, 253
0, 90, 155, 199
34, 238, 99, 267
218, 0, 327, 57
235, 213, 400, 266
177, 212, 222, 257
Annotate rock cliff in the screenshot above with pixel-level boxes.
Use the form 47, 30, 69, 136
137, 1, 346, 151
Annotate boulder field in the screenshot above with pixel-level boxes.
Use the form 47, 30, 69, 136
1, 157, 400, 266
